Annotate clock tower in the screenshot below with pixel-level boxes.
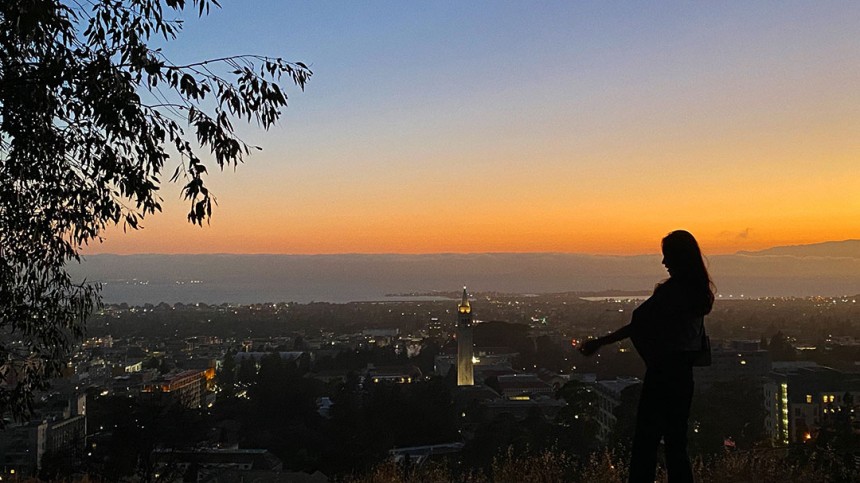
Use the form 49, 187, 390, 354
457, 286, 474, 386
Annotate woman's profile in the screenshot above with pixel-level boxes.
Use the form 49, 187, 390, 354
579, 230, 714, 483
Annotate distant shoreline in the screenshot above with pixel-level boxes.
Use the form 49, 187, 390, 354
71, 249, 860, 304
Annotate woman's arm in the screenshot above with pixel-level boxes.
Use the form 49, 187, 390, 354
579, 323, 633, 356
579, 287, 664, 356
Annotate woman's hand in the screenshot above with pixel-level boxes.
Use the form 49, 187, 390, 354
578, 338, 602, 356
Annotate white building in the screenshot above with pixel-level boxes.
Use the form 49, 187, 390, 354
593, 377, 641, 443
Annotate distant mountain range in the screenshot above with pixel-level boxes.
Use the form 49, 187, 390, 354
70, 240, 860, 304
738, 239, 860, 258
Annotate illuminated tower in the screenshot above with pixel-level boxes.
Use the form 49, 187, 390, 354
457, 286, 474, 386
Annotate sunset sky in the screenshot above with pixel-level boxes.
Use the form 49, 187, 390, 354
89, 1, 860, 256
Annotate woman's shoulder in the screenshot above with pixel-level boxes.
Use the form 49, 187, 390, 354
653, 278, 682, 296
658, 277, 713, 314
657, 277, 698, 293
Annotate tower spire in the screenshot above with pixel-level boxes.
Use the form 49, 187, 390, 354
458, 286, 471, 314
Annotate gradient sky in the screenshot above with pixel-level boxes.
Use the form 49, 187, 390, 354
88, 1, 860, 256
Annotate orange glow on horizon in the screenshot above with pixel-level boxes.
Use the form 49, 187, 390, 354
70, 2, 859, 258
84, 202, 860, 257
81, 106, 859, 256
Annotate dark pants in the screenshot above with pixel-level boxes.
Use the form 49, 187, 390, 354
629, 358, 694, 483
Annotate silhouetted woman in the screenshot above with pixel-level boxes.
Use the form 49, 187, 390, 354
579, 230, 714, 483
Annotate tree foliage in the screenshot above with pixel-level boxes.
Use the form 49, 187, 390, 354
0, 0, 310, 420
689, 378, 766, 454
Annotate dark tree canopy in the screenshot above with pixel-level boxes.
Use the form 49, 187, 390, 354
0, 0, 310, 420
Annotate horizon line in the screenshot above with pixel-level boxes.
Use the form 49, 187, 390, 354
81, 238, 860, 258
81, 250, 677, 257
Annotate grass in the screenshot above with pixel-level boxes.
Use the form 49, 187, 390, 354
344, 446, 858, 483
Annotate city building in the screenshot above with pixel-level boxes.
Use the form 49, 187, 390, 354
593, 377, 641, 443
427, 317, 443, 338
141, 369, 208, 408
457, 287, 474, 386
365, 363, 423, 384
151, 448, 285, 480
362, 328, 400, 347
434, 352, 517, 381
0, 393, 87, 476
482, 396, 567, 420
389, 443, 465, 466
763, 364, 860, 445
694, 340, 771, 390
495, 373, 554, 399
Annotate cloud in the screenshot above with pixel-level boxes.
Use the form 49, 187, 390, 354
718, 228, 751, 239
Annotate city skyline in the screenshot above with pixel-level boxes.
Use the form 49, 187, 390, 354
83, 1, 860, 256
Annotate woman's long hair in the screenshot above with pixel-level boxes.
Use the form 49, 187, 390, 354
661, 230, 715, 313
